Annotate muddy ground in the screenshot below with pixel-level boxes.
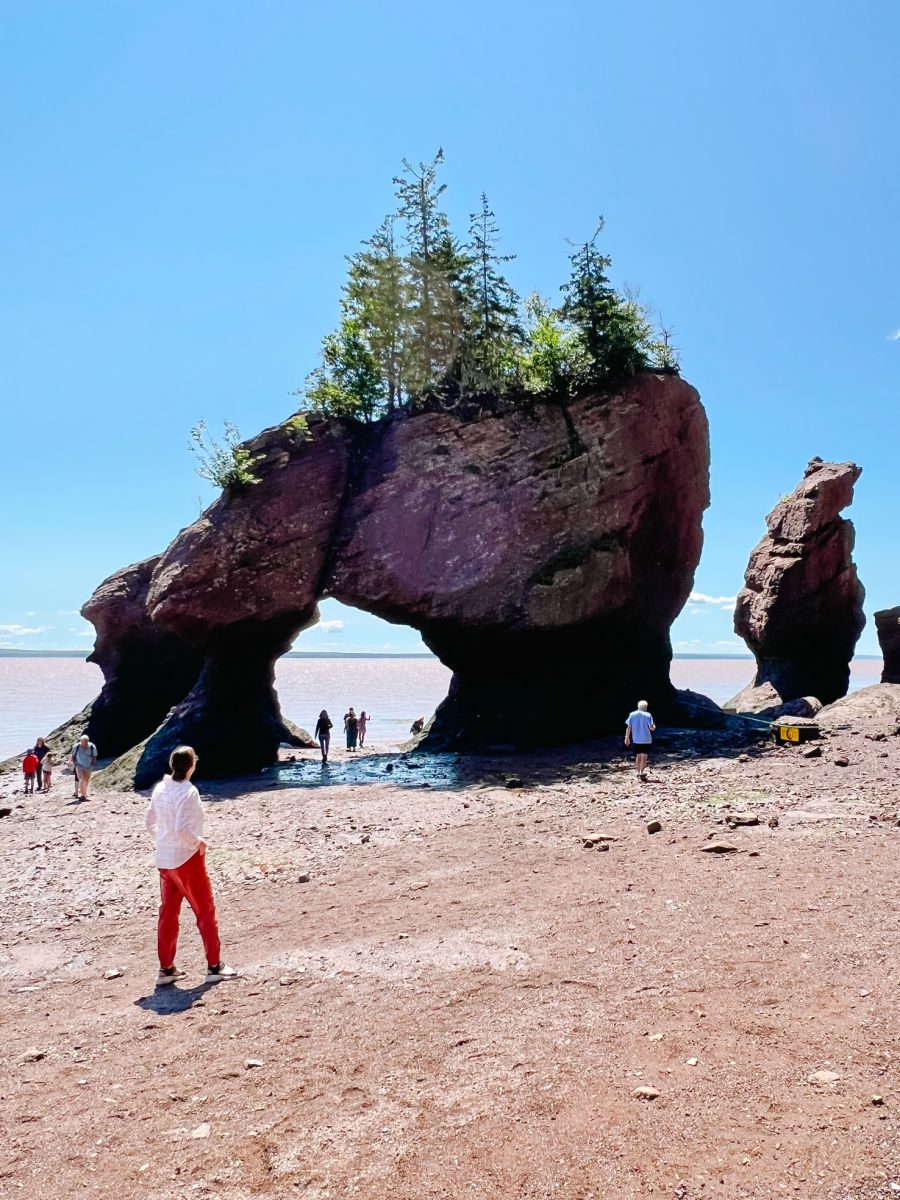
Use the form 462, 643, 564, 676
2, 723, 900, 1199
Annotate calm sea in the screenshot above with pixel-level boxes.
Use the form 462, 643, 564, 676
0, 655, 884, 761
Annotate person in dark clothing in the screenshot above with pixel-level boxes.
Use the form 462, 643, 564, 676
33, 737, 49, 791
314, 710, 332, 764
344, 708, 359, 750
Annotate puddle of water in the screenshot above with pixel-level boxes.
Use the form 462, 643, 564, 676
269, 753, 468, 790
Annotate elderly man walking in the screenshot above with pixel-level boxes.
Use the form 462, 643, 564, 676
624, 700, 656, 781
71, 734, 98, 800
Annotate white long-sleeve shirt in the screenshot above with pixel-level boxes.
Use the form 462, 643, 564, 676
146, 777, 205, 869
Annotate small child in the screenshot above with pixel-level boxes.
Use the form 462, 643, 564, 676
22, 749, 38, 795
41, 751, 54, 792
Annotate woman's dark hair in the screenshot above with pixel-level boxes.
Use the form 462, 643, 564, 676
169, 745, 197, 782
319, 709, 329, 720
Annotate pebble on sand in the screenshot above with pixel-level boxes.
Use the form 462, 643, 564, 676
633, 1086, 660, 1100
646, 820, 663, 835
807, 1070, 841, 1085
191, 1123, 211, 1139
698, 841, 739, 854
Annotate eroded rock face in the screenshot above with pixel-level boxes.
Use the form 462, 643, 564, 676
80, 373, 709, 782
328, 377, 709, 746
875, 608, 900, 684
81, 557, 204, 758
729, 458, 865, 709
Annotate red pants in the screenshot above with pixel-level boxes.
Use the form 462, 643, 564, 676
157, 851, 221, 969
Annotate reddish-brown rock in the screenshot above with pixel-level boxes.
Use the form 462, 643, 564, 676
875, 608, 900, 684
79, 373, 709, 784
729, 458, 865, 709
80, 557, 203, 758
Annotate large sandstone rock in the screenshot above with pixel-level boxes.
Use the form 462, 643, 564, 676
78, 374, 710, 783
728, 458, 865, 709
81, 557, 203, 758
724, 680, 822, 720
818, 683, 900, 732
875, 608, 900, 684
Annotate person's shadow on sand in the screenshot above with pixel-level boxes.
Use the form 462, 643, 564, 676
134, 983, 213, 1015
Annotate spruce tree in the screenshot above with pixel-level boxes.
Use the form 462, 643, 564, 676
344, 216, 407, 408
559, 219, 650, 386
463, 193, 522, 391
393, 149, 458, 395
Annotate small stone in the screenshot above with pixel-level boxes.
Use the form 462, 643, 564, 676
279, 976, 296, 987
104, 968, 123, 980
802, 745, 822, 759
244, 1058, 264, 1070
582, 837, 598, 849
191, 1122, 211, 1138
0, 808, 12, 819
725, 813, 760, 827
646, 820, 662, 835
833, 756, 850, 767
737, 754, 749, 763
698, 841, 739, 854
596, 841, 610, 852
872, 1094, 885, 1106
807, 1070, 840, 1085
686, 1057, 698, 1066
21, 1048, 46, 1063
505, 776, 524, 790
647, 1032, 664, 1042
633, 1086, 660, 1100
767, 814, 779, 828
297, 873, 310, 884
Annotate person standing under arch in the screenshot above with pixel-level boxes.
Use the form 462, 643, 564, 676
314, 710, 332, 764
344, 708, 359, 751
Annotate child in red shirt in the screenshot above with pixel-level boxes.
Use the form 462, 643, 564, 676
22, 750, 38, 795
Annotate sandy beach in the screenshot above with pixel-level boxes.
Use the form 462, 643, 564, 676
3, 720, 900, 1199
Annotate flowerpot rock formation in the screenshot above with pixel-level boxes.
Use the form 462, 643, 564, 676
727, 458, 865, 712
67, 373, 710, 786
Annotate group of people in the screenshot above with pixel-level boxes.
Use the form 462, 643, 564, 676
21, 733, 98, 799
313, 707, 370, 763
150, 701, 656, 990
15, 699, 657, 995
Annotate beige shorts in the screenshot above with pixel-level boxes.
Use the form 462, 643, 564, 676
75, 766, 93, 783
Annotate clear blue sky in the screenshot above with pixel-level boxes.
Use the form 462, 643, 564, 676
2, 0, 897, 655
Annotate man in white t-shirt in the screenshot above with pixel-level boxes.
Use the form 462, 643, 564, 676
625, 700, 656, 781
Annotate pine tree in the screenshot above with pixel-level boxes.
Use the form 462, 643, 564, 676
558, 218, 618, 377
558, 219, 651, 386
344, 216, 407, 408
303, 316, 383, 421
462, 193, 522, 392
393, 149, 458, 395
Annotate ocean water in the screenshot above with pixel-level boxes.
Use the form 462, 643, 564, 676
0, 655, 884, 761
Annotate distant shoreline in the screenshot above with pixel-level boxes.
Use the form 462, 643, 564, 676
0, 649, 882, 661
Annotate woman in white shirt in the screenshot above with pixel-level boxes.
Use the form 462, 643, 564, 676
146, 745, 237, 987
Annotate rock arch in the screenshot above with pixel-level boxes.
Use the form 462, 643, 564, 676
77, 373, 710, 787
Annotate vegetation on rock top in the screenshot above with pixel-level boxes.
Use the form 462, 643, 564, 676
298, 150, 679, 423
